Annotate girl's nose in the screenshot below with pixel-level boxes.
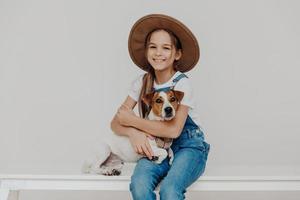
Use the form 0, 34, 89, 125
155, 48, 162, 56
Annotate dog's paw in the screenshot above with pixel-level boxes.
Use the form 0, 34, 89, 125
151, 156, 159, 162
168, 156, 174, 165
168, 148, 174, 165
153, 156, 166, 164
101, 167, 122, 176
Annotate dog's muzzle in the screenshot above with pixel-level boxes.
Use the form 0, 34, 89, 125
164, 106, 174, 118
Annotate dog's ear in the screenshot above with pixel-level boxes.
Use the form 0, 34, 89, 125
142, 92, 155, 106
173, 90, 184, 102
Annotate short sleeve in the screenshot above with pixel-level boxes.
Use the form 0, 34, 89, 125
174, 78, 195, 109
128, 74, 144, 102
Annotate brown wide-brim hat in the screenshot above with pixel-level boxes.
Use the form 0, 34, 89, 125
128, 14, 200, 72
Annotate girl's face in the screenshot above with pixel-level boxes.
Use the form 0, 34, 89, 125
146, 30, 181, 72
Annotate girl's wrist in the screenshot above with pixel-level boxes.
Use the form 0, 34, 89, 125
126, 126, 138, 138
128, 127, 144, 139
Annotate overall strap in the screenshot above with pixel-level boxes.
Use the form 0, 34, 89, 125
154, 86, 173, 92
172, 73, 188, 85
154, 73, 188, 92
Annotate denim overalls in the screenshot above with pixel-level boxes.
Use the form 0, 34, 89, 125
130, 73, 210, 200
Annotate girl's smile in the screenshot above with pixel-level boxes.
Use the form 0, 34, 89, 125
153, 58, 166, 62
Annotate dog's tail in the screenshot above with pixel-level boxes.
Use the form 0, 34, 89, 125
81, 160, 93, 174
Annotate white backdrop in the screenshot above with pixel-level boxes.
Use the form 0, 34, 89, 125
1, 0, 300, 199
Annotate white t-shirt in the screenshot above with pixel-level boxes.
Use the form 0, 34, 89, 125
128, 71, 203, 131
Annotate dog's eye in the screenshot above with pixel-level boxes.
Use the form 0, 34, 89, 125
170, 97, 176, 102
155, 99, 163, 103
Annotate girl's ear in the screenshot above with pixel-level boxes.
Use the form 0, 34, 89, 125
142, 92, 155, 106
173, 90, 184, 102
175, 49, 182, 61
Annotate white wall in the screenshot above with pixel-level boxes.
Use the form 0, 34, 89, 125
1, 0, 300, 199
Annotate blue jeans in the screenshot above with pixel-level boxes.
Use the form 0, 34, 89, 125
130, 128, 210, 200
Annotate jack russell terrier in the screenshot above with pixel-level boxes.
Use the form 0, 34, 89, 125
82, 89, 184, 176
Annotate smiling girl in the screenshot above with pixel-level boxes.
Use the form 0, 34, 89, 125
111, 14, 210, 200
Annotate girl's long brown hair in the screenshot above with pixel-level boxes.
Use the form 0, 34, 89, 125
138, 29, 182, 118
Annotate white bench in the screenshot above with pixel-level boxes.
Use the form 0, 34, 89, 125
1, 164, 300, 200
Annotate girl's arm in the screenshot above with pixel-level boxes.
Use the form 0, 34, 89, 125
111, 96, 154, 159
117, 104, 189, 139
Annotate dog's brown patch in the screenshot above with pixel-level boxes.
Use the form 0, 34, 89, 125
166, 90, 184, 111
151, 92, 163, 117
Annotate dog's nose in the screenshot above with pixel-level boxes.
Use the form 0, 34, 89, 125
164, 107, 173, 115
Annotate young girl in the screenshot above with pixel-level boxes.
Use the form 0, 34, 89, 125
111, 14, 210, 200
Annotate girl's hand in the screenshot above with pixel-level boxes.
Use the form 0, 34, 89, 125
128, 129, 154, 160
116, 104, 136, 126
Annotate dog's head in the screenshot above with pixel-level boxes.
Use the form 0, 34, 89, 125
142, 90, 184, 120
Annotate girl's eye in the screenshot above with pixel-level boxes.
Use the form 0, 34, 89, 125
170, 97, 176, 102
149, 46, 156, 49
155, 99, 163, 103
164, 47, 171, 50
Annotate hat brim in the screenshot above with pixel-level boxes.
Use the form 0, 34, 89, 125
128, 14, 200, 72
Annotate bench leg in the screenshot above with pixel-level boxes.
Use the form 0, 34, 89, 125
0, 190, 19, 200
8, 191, 19, 200
0, 189, 9, 200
